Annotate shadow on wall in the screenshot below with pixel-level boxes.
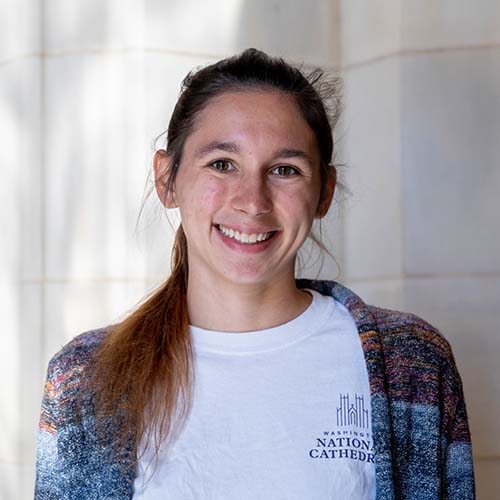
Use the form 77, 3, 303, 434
236, 0, 337, 66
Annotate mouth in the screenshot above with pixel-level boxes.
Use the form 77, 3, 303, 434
214, 224, 278, 244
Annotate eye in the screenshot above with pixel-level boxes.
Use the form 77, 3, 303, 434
272, 165, 299, 177
209, 159, 235, 173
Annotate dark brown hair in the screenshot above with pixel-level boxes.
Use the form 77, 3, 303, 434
89, 48, 342, 461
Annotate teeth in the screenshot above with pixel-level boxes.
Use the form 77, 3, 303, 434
217, 224, 273, 244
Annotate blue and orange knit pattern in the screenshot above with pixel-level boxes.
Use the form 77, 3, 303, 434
35, 280, 476, 499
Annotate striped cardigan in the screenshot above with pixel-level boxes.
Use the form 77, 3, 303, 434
35, 280, 476, 499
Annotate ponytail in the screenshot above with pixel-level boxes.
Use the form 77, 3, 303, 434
89, 225, 193, 459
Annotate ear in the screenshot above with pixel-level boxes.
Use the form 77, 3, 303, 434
153, 149, 177, 208
315, 166, 336, 218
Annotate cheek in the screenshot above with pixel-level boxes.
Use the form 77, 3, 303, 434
180, 179, 225, 220
196, 182, 225, 219
280, 188, 319, 221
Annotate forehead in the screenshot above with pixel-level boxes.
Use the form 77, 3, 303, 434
185, 89, 318, 155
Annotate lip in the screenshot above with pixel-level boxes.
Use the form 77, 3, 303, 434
213, 224, 280, 253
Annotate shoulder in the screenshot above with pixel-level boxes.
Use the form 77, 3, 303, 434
47, 327, 108, 372
40, 327, 111, 435
367, 306, 452, 357
366, 304, 454, 365
45, 327, 109, 395
300, 278, 455, 362
365, 305, 466, 410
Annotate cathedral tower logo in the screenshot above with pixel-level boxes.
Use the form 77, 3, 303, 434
336, 393, 370, 428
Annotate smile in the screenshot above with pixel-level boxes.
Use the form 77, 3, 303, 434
215, 224, 276, 244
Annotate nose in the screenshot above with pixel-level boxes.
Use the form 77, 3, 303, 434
231, 174, 272, 216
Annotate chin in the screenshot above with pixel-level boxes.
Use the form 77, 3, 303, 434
218, 263, 287, 288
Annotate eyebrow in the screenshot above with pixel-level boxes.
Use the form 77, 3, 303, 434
195, 141, 241, 158
194, 140, 314, 166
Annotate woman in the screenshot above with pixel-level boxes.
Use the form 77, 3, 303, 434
35, 49, 475, 499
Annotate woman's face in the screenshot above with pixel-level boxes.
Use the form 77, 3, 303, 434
156, 90, 335, 290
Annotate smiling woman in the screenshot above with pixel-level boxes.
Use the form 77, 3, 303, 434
34, 49, 475, 500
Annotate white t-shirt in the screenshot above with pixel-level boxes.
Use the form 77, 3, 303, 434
133, 289, 376, 499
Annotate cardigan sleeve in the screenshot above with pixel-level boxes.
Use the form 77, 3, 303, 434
34, 329, 105, 499
35, 355, 63, 499
367, 304, 476, 499
33, 328, 135, 500
440, 346, 476, 499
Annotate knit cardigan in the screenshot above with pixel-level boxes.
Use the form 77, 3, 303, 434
35, 280, 476, 499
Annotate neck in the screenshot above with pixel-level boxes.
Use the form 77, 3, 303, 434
186, 274, 312, 333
